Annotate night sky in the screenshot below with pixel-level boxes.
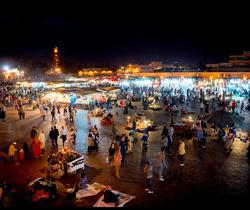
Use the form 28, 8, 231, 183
0, 2, 249, 66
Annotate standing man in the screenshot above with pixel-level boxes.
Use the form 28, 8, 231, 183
51, 105, 56, 121
157, 147, 168, 181
8, 142, 17, 164
168, 123, 174, 147
119, 135, 127, 167
49, 127, 55, 147
57, 103, 61, 114
178, 140, 186, 167
200, 100, 204, 115
241, 101, 244, 113
54, 126, 59, 147
144, 161, 154, 194
30, 126, 38, 141
60, 126, 68, 147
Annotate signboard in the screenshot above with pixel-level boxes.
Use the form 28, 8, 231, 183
67, 156, 84, 173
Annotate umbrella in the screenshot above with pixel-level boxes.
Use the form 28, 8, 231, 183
207, 110, 243, 128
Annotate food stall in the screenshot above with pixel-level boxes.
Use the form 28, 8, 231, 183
126, 115, 156, 132
41, 92, 95, 109
90, 107, 105, 117
174, 116, 195, 135
148, 103, 161, 111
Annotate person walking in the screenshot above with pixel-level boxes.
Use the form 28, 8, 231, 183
38, 130, 46, 155
32, 137, 42, 158
127, 133, 133, 154
63, 105, 67, 117
178, 140, 185, 166
54, 126, 59, 147
69, 128, 76, 144
30, 126, 38, 140
8, 142, 17, 164
40, 107, 45, 121
197, 128, 206, 148
51, 105, 56, 121
225, 129, 234, 152
18, 107, 23, 120
161, 135, 169, 154
240, 101, 244, 113
157, 147, 168, 181
141, 130, 149, 151
144, 161, 154, 194
87, 133, 95, 153
113, 145, 122, 179
57, 103, 61, 114
22, 142, 29, 160
1, 107, 6, 122
200, 101, 204, 115
49, 127, 55, 146
60, 126, 68, 147
108, 142, 115, 165
161, 125, 169, 137
119, 135, 127, 167
168, 124, 174, 151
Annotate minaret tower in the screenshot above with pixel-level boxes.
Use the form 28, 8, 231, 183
53, 46, 61, 74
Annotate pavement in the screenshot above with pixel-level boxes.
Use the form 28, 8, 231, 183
0, 99, 250, 207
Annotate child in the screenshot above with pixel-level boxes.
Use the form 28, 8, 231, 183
79, 172, 88, 190
144, 161, 154, 194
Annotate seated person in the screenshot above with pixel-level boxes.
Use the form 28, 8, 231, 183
218, 127, 226, 142
106, 113, 113, 120
211, 123, 217, 132
103, 186, 120, 203
78, 172, 88, 190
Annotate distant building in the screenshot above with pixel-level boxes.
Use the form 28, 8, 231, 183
206, 51, 250, 71
78, 67, 113, 76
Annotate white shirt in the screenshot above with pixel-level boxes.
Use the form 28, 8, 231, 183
61, 128, 68, 136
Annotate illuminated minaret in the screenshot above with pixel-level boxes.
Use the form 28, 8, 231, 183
53, 46, 61, 74
54, 46, 59, 69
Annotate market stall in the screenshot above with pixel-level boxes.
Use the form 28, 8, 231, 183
48, 148, 84, 179
41, 92, 95, 109
148, 103, 161, 111
126, 115, 156, 132
90, 107, 105, 117
173, 116, 195, 136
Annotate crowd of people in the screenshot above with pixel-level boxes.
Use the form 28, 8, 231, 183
1, 78, 250, 202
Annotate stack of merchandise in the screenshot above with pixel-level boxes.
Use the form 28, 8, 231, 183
28, 178, 57, 203
48, 149, 82, 179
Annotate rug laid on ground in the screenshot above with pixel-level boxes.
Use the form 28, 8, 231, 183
75, 182, 107, 199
